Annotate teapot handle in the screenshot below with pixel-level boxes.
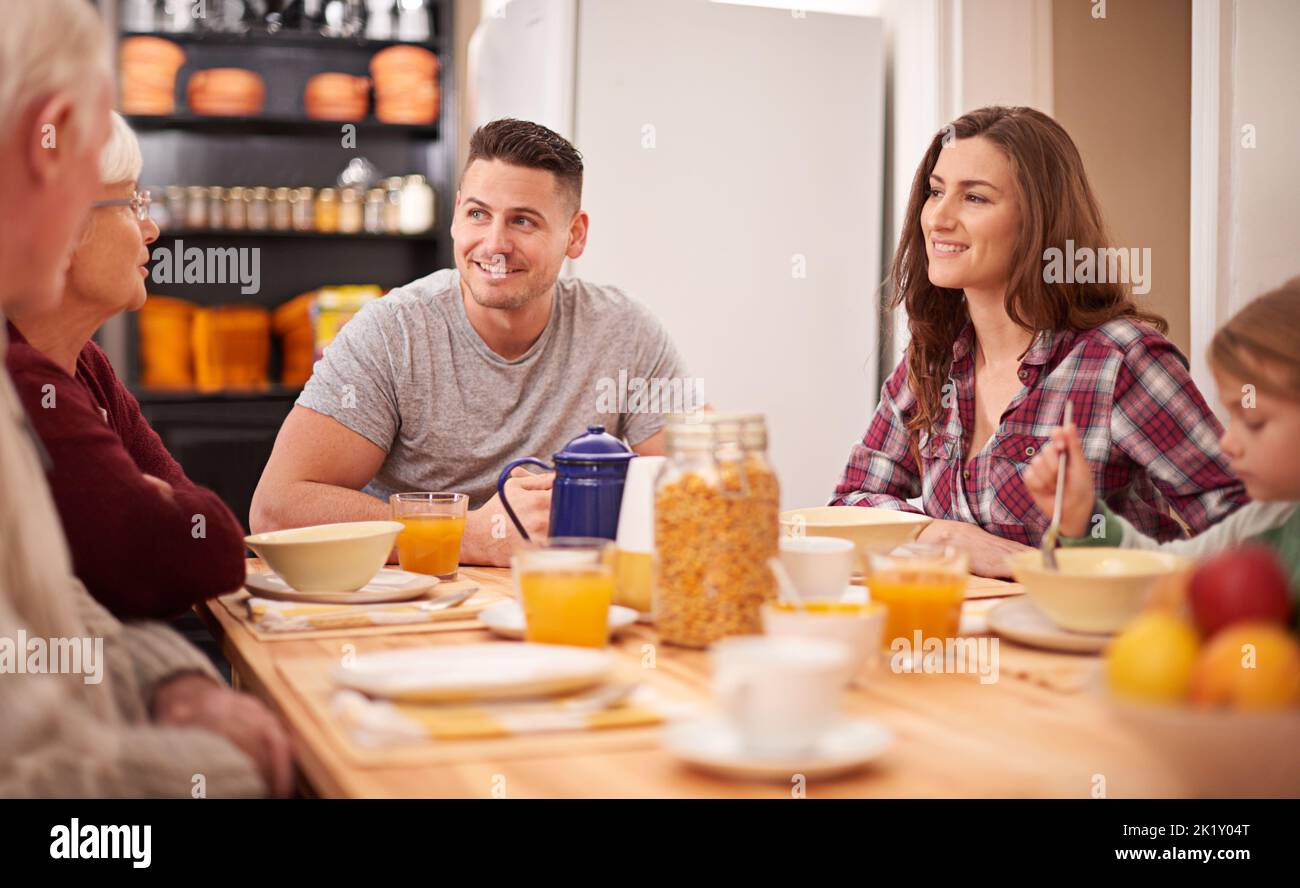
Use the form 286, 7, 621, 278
496, 457, 554, 542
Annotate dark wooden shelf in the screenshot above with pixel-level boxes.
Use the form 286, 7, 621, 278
132, 386, 303, 404
121, 30, 441, 53
157, 227, 437, 242
127, 113, 440, 138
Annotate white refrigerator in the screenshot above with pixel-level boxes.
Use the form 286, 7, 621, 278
469, 0, 886, 509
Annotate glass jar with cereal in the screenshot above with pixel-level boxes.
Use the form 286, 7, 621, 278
654, 413, 779, 647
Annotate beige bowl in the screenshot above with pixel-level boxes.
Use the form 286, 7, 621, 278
1007, 548, 1191, 634
780, 506, 932, 574
244, 521, 404, 592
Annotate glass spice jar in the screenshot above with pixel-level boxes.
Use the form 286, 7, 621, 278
653, 413, 780, 648
271, 187, 292, 231
224, 186, 247, 230
399, 173, 434, 234
290, 187, 315, 231
315, 187, 339, 233
363, 187, 386, 234
184, 185, 208, 229
163, 185, 186, 231
247, 186, 271, 231
338, 187, 363, 234
383, 176, 403, 234
207, 187, 226, 230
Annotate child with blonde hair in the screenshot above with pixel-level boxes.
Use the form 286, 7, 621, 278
1024, 278, 1300, 602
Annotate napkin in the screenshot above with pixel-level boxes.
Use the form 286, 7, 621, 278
331, 686, 669, 745
244, 592, 477, 633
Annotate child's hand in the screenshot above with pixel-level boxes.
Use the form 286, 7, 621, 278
1022, 423, 1096, 538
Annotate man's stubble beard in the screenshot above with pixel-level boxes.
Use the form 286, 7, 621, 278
463, 271, 549, 312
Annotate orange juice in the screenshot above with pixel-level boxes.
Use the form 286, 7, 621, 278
614, 549, 653, 613
395, 514, 465, 577
869, 568, 966, 649
520, 569, 614, 648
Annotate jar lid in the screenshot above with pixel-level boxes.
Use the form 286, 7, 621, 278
665, 412, 767, 450
251, 186, 270, 198
403, 174, 428, 186
554, 424, 634, 462
273, 186, 291, 199
318, 188, 338, 201
227, 186, 245, 198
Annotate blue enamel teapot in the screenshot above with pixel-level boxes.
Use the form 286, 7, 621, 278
497, 425, 637, 541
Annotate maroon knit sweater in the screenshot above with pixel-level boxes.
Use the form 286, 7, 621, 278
5, 321, 246, 619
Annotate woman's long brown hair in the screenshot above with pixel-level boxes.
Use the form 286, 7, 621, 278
891, 105, 1167, 442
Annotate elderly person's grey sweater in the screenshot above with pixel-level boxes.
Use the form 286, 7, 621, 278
0, 322, 264, 797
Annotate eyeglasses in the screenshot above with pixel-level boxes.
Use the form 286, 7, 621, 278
91, 190, 152, 221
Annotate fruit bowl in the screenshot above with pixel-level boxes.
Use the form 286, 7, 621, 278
1101, 684, 1300, 797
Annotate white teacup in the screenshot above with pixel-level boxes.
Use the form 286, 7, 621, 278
778, 536, 855, 599
711, 636, 851, 756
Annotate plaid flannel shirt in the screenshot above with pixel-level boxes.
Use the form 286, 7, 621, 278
830, 316, 1250, 545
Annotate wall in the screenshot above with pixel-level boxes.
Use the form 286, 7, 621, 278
1052, 0, 1193, 356
1228, 0, 1300, 312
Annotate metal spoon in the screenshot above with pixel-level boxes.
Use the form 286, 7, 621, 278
414, 587, 478, 612
1041, 401, 1074, 570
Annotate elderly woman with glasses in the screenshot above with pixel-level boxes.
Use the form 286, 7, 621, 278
4, 112, 247, 619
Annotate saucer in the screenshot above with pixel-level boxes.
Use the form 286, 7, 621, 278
662, 715, 894, 782
244, 568, 439, 605
480, 600, 639, 640
986, 596, 1112, 653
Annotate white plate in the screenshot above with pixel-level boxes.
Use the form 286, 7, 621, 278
662, 715, 893, 782
332, 643, 616, 702
245, 568, 439, 605
986, 596, 1111, 654
479, 600, 639, 640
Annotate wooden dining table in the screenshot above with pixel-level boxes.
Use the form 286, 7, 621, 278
196, 559, 1207, 798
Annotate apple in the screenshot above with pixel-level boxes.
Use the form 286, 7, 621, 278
1189, 622, 1300, 710
1188, 545, 1293, 637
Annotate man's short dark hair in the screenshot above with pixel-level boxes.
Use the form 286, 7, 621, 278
463, 118, 584, 212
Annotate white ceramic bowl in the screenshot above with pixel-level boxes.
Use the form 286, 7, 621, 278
244, 520, 404, 592
780, 506, 932, 574
1007, 548, 1192, 634
762, 599, 886, 686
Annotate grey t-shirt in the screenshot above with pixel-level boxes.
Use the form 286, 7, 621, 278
296, 268, 689, 508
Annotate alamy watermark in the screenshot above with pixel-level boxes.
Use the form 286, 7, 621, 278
889, 632, 1000, 685
595, 369, 705, 415
0, 631, 103, 685
150, 239, 261, 295
1042, 240, 1151, 296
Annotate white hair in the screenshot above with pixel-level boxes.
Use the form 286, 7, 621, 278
0, 0, 111, 148
100, 112, 143, 185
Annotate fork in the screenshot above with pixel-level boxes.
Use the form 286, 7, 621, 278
1040, 400, 1074, 570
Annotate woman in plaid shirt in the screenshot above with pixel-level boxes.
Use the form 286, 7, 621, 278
831, 106, 1248, 577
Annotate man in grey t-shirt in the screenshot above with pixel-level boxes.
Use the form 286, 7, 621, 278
251, 119, 691, 566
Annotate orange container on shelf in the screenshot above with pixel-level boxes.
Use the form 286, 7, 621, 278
304, 73, 371, 121
272, 291, 319, 388
187, 68, 266, 117
120, 37, 186, 115
137, 295, 196, 388
369, 46, 440, 125
191, 305, 271, 391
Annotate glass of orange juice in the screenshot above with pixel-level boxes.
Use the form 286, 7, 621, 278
516, 538, 615, 648
867, 544, 969, 666
390, 492, 468, 580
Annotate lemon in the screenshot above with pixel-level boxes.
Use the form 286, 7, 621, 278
1105, 612, 1200, 703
